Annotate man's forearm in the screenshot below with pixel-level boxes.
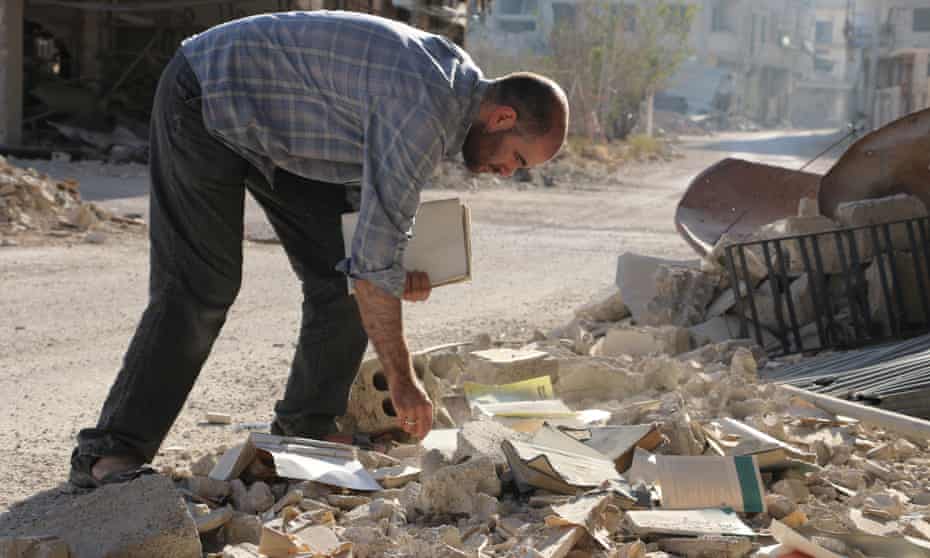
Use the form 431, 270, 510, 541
353, 278, 413, 383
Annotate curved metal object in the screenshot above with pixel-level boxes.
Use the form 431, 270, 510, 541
819, 108, 930, 218
675, 158, 821, 255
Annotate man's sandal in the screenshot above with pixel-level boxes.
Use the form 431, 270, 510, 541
69, 456, 158, 489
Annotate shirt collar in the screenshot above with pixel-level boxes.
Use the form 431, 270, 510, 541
447, 78, 490, 158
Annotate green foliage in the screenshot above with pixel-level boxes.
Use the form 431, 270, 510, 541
546, 0, 696, 140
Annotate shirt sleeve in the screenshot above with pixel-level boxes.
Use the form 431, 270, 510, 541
336, 97, 446, 298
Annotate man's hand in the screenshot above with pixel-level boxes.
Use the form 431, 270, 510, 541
403, 271, 431, 302
353, 277, 434, 439
389, 375, 433, 438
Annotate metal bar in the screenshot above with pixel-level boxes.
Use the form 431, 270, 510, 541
773, 239, 804, 351
725, 246, 750, 340
737, 246, 765, 346
834, 230, 865, 342
845, 228, 874, 340
810, 234, 837, 348
906, 220, 930, 325
798, 236, 828, 351
918, 220, 930, 320
869, 225, 898, 337
882, 223, 908, 332
761, 241, 791, 354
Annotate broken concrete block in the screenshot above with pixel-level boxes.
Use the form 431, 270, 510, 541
245, 481, 274, 514
866, 252, 928, 332
836, 194, 928, 257
599, 326, 690, 357
229, 479, 251, 513
555, 357, 644, 402
418, 456, 501, 516
195, 505, 234, 533
641, 265, 719, 327
690, 316, 744, 346
638, 356, 689, 391
574, 288, 629, 322
222, 513, 263, 545
453, 419, 526, 465
187, 476, 231, 501
729, 348, 757, 377
190, 454, 217, 477
0, 536, 70, 558
772, 479, 810, 504
615, 252, 699, 325
462, 348, 559, 385
658, 536, 752, 558
328, 494, 372, 510
205, 412, 233, 424
2, 475, 200, 557
764, 493, 797, 520
758, 215, 842, 275
746, 274, 816, 331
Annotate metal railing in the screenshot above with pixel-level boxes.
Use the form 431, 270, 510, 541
724, 215, 930, 356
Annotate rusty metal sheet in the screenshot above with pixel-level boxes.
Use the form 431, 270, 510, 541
674, 158, 821, 256
819, 108, 930, 218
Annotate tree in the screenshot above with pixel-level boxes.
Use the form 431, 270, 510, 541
548, 0, 695, 140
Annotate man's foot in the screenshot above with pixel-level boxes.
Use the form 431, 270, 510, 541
69, 454, 154, 489
92, 455, 144, 481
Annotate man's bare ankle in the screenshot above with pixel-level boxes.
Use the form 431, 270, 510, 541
91, 455, 143, 480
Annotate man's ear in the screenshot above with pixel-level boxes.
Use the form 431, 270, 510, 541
485, 105, 517, 132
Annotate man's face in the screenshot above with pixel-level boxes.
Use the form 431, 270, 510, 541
462, 122, 555, 177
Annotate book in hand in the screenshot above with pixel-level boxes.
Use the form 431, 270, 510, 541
341, 198, 472, 289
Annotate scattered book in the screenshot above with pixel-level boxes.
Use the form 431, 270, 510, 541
625, 509, 755, 538
210, 432, 381, 492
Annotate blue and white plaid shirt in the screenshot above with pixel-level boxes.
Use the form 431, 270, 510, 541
181, 11, 488, 297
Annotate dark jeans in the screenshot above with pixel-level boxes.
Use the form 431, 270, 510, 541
73, 52, 368, 466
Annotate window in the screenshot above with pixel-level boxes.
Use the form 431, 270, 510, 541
711, 4, 729, 31
815, 21, 833, 44
915, 8, 930, 32
498, 0, 536, 15
498, 19, 535, 32
551, 2, 576, 27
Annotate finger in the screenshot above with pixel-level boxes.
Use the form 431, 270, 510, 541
414, 273, 431, 301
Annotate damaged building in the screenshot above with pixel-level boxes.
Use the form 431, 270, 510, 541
0, 0, 467, 154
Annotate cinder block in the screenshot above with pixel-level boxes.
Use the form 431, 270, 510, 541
836, 195, 929, 261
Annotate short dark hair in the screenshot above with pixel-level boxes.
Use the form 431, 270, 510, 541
486, 72, 568, 139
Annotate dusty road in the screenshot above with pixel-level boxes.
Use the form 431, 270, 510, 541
0, 129, 847, 510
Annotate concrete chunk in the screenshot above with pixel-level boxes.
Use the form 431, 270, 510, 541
418, 456, 501, 516
574, 288, 629, 322
615, 252, 699, 325
746, 274, 815, 331
599, 326, 690, 357
836, 194, 928, 258
758, 215, 841, 274
556, 357, 645, 402
641, 265, 719, 327
0, 536, 70, 558
222, 513, 263, 545
453, 420, 526, 465
0, 475, 200, 557
866, 252, 928, 333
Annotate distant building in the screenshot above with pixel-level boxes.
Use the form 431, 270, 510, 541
854, 0, 930, 128
787, 0, 856, 128
468, 0, 817, 127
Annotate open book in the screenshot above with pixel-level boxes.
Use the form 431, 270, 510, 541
342, 198, 472, 289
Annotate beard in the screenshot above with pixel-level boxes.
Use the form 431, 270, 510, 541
462, 123, 507, 173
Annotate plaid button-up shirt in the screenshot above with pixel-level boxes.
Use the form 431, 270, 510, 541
181, 11, 488, 297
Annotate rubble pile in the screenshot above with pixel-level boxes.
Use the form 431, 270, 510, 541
554, 194, 930, 358
0, 155, 144, 245
7, 324, 930, 558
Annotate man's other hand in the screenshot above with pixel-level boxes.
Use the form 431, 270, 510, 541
403, 271, 431, 302
389, 375, 433, 438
